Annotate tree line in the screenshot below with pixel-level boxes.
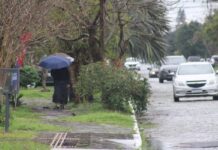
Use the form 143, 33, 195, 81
0, 0, 169, 69
166, 11, 218, 58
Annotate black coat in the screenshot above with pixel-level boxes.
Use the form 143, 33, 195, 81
51, 68, 70, 104
51, 68, 70, 82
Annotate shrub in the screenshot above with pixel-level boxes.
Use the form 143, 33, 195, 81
76, 62, 150, 114
20, 66, 40, 87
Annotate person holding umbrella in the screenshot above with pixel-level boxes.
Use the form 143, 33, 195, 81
51, 67, 70, 109
39, 54, 74, 109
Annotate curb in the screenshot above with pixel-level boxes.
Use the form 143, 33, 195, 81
130, 103, 142, 150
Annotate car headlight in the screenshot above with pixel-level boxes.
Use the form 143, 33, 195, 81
175, 81, 185, 86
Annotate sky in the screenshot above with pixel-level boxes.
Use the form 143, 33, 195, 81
166, 0, 218, 30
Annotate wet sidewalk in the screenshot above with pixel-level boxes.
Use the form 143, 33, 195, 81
30, 103, 141, 150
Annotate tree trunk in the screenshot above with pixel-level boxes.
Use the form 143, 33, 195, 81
99, 0, 106, 55
112, 11, 126, 68
112, 58, 124, 68
69, 62, 79, 103
41, 69, 50, 92
88, 26, 104, 62
0, 32, 16, 68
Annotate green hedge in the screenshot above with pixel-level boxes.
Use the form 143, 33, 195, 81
76, 62, 150, 114
20, 66, 40, 87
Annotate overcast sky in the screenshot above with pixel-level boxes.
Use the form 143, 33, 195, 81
166, 0, 218, 30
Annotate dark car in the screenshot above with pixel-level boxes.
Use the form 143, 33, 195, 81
159, 55, 186, 83
148, 64, 160, 78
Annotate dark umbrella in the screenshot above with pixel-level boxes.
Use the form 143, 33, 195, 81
39, 55, 73, 69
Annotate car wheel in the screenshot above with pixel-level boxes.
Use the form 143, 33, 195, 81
213, 96, 218, 100
159, 78, 164, 83
174, 95, 179, 102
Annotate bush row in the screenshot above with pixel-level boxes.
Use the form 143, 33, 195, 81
75, 62, 150, 114
20, 66, 40, 87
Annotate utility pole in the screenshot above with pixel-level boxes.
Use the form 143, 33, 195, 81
100, 0, 106, 53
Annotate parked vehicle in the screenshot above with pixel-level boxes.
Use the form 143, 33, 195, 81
159, 55, 186, 83
187, 56, 201, 62
148, 64, 160, 78
200, 58, 205, 62
173, 62, 218, 102
124, 57, 141, 71
211, 55, 218, 66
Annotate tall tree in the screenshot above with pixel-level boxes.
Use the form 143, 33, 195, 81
202, 11, 218, 55
107, 0, 169, 64
176, 8, 186, 28
0, 0, 51, 68
175, 22, 208, 57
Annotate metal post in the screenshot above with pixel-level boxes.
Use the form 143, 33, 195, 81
5, 93, 10, 132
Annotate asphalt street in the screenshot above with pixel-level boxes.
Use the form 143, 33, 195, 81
142, 69, 218, 150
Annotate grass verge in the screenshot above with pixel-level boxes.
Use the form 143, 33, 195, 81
0, 141, 49, 150
9, 107, 68, 132
0, 106, 69, 150
20, 87, 53, 99
61, 102, 133, 128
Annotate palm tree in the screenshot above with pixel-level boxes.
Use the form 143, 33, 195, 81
109, 0, 169, 65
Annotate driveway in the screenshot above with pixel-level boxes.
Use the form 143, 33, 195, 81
143, 77, 218, 150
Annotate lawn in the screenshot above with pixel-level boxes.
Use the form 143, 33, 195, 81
61, 102, 133, 128
9, 107, 68, 132
0, 87, 135, 149
0, 141, 49, 150
61, 111, 133, 128
20, 87, 53, 99
0, 106, 68, 150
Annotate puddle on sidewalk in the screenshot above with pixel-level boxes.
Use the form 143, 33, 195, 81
36, 132, 134, 149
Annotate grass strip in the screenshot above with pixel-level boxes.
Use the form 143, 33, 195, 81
20, 87, 53, 99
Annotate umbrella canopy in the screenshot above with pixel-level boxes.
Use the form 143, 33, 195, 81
39, 55, 73, 69
55, 53, 74, 63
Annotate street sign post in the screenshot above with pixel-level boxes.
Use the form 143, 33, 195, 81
0, 68, 20, 132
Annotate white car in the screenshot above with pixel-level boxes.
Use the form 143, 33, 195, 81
173, 62, 218, 102
124, 57, 141, 71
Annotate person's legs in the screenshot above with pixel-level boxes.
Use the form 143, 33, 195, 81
58, 81, 69, 109
60, 104, 64, 109
53, 103, 61, 109
53, 82, 63, 109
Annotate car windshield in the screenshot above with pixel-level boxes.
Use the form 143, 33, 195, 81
188, 56, 201, 62
178, 64, 214, 75
163, 57, 185, 65
126, 57, 136, 62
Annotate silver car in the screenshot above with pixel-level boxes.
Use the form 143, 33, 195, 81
173, 62, 218, 102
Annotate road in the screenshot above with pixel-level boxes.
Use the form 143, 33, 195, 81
143, 76, 218, 150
